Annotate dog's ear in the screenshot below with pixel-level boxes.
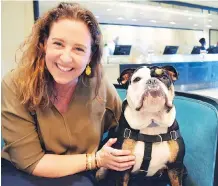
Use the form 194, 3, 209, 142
117, 68, 135, 87
162, 65, 179, 82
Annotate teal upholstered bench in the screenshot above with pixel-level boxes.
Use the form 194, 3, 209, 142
115, 86, 218, 186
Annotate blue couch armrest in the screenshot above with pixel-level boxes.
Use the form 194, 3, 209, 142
175, 92, 218, 186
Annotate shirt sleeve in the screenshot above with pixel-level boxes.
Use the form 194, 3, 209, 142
1, 73, 45, 174
103, 75, 122, 132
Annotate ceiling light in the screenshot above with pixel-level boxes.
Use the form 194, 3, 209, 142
184, 10, 189, 13
158, 6, 162, 9
107, 8, 112, 11
150, 20, 157, 23
140, 12, 144, 15
132, 19, 137, 21
206, 25, 212, 28
95, 16, 99, 19
117, 17, 124, 20
208, 19, 212, 22
188, 17, 192, 20
194, 24, 198, 26
169, 21, 176, 25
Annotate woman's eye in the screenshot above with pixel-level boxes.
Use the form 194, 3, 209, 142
53, 42, 63, 47
133, 77, 141, 83
76, 47, 85, 52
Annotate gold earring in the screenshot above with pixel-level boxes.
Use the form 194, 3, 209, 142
85, 65, 91, 76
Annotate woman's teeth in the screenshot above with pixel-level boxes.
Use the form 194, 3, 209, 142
57, 64, 73, 72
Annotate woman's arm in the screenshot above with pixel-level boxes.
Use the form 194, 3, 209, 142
32, 154, 86, 178
33, 139, 135, 178
33, 138, 135, 178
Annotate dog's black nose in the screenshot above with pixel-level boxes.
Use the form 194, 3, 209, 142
147, 78, 157, 85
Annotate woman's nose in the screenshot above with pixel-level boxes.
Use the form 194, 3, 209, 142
60, 50, 72, 63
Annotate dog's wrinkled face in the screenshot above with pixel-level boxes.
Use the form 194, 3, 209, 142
119, 66, 178, 113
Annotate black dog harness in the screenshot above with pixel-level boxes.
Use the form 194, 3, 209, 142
114, 100, 182, 177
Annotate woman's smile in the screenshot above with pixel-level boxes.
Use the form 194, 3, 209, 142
55, 63, 74, 72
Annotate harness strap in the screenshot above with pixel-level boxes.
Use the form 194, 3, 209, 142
122, 128, 181, 143
139, 142, 153, 175
138, 130, 181, 142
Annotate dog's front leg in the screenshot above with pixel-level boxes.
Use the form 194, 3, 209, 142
114, 171, 130, 186
119, 138, 136, 186
167, 140, 184, 186
123, 172, 130, 186
168, 168, 184, 186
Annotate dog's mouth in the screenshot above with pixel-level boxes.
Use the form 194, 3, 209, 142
136, 87, 171, 111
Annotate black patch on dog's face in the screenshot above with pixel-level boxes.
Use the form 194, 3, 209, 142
149, 66, 178, 89
150, 68, 172, 89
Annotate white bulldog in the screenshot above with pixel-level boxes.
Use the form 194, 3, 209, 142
97, 66, 186, 186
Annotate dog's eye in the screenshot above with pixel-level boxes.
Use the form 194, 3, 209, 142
133, 77, 141, 83
162, 75, 168, 80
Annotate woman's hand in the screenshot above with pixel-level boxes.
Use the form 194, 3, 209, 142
96, 138, 135, 171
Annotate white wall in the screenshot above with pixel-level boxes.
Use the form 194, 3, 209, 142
1, 1, 34, 77
210, 30, 218, 46
100, 24, 205, 63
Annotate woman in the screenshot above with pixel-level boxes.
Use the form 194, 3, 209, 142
1, 2, 135, 186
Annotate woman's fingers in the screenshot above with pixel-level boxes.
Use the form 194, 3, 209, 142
97, 138, 136, 170
111, 154, 135, 163
104, 138, 117, 147
108, 163, 134, 171
110, 160, 135, 169
110, 148, 131, 156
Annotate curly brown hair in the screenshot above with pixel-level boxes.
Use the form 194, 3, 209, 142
16, 2, 103, 111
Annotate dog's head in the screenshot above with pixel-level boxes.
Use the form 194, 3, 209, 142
117, 66, 178, 113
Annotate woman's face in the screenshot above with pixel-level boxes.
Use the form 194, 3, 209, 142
44, 19, 92, 85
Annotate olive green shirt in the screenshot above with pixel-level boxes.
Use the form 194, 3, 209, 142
1, 70, 122, 174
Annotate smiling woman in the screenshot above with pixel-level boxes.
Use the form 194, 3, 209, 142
45, 20, 92, 85
1, 2, 135, 186
44, 19, 93, 113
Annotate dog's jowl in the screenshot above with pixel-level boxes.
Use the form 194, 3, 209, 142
97, 66, 186, 186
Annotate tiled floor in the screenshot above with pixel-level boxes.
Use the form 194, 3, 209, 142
188, 88, 218, 99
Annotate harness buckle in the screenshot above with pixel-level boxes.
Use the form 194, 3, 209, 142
138, 169, 148, 175
124, 128, 131, 139
157, 134, 163, 142
170, 131, 178, 140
